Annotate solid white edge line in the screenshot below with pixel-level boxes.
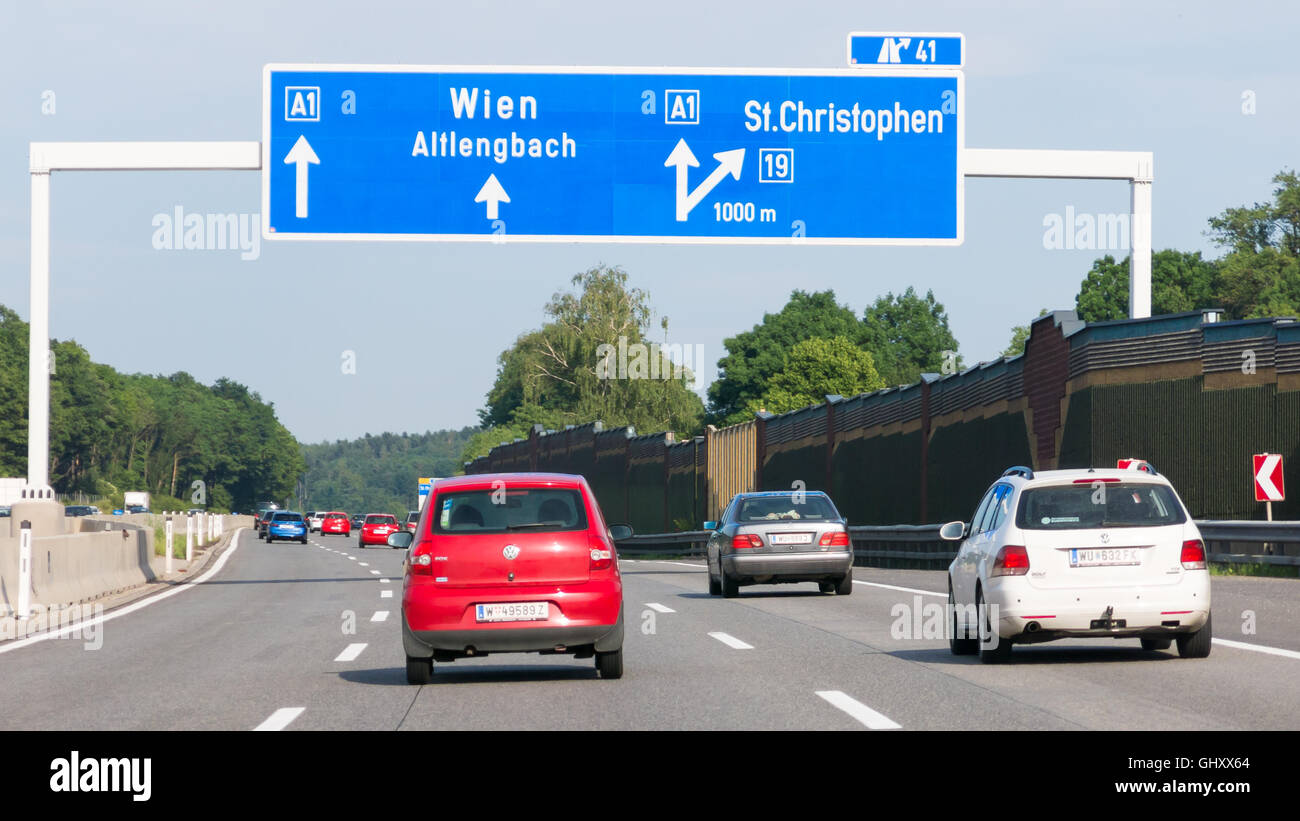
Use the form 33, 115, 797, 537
853, 580, 945, 597
708, 631, 753, 650
645, 602, 676, 613
254, 707, 305, 731
1213, 637, 1300, 660
0, 527, 246, 656
816, 690, 901, 729
334, 642, 367, 662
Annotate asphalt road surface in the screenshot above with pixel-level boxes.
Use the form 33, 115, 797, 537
2, 528, 1297, 730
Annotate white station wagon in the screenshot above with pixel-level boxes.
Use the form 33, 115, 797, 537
941, 463, 1212, 663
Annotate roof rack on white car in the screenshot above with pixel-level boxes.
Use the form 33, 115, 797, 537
1001, 466, 1035, 480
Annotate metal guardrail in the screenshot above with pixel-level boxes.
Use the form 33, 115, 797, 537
1196, 520, 1300, 566
617, 520, 1300, 568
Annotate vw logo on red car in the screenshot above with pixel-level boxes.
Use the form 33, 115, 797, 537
503, 544, 520, 560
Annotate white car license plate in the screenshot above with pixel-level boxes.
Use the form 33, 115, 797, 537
1070, 548, 1142, 567
770, 532, 813, 545
475, 602, 548, 623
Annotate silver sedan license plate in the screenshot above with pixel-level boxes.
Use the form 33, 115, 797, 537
770, 532, 813, 545
476, 602, 548, 623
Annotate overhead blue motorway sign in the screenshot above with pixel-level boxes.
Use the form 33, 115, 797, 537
847, 33, 965, 68
263, 64, 963, 245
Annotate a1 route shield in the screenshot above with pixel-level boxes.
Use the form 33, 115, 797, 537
263, 64, 962, 244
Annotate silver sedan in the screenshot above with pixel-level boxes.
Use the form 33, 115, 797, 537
705, 491, 854, 597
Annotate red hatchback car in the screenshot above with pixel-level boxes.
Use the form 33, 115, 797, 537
359, 513, 400, 547
321, 511, 351, 536
387, 473, 630, 684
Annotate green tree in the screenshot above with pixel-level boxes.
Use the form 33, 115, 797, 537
0, 304, 304, 510
478, 265, 704, 446
1003, 309, 1050, 357
745, 336, 885, 414
1075, 251, 1221, 322
707, 290, 864, 426
1205, 170, 1300, 319
861, 287, 962, 386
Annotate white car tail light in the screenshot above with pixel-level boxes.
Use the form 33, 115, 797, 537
991, 545, 1030, 577
1180, 539, 1207, 570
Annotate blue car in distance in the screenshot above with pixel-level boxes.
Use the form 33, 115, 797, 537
266, 511, 309, 544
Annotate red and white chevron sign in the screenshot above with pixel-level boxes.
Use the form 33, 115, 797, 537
1253, 453, 1285, 502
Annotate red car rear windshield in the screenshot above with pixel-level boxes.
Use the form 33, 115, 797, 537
365, 515, 397, 524
432, 488, 588, 534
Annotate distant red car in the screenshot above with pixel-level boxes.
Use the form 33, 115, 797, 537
321, 511, 350, 536
389, 472, 630, 684
359, 514, 400, 547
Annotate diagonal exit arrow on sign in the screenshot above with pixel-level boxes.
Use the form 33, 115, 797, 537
664, 139, 744, 222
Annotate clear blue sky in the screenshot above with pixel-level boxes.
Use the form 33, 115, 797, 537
1, 1, 1295, 443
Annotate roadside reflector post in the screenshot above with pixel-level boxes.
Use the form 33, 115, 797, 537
186, 514, 194, 562
17, 519, 32, 620
165, 516, 174, 575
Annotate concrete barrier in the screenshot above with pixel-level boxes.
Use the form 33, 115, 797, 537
0, 513, 256, 617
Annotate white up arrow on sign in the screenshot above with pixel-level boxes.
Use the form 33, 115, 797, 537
283, 135, 320, 219
475, 174, 510, 219
664, 139, 745, 222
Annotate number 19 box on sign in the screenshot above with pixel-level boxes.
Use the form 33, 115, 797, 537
262, 64, 963, 245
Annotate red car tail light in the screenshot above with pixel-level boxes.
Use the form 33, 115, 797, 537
819, 531, 849, 547
1181, 539, 1207, 570
991, 545, 1030, 577
409, 540, 434, 575
589, 535, 614, 571
732, 534, 763, 549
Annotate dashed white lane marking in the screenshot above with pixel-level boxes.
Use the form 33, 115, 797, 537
1213, 638, 1300, 661
816, 691, 901, 730
371, 611, 389, 622
381, 590, 394, 598
370, 570, 381, 575
254, 707, 305, 731
348, 557, 357, 561
645, 602, 675, 613
708, 631, 753, 650
853, 580, 944, 598
359, 562, 369, 567
335, 643, 367, 662
379, 578, 391, 584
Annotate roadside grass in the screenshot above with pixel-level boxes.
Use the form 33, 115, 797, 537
1210, 562, 1299, 579
150, 517, 186, 559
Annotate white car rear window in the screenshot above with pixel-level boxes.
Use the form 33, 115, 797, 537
1016, 483, 1186, 530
